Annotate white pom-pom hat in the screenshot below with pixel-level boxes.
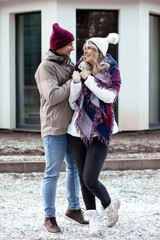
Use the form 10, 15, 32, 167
86, 33, 119, 56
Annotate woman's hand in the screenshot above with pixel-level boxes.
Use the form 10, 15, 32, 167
72, 71, 81, 83
80, 69, 91, 80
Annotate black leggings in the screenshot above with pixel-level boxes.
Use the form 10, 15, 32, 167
68, 135, 111, 210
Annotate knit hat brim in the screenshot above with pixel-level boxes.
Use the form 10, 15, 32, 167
87, 33, 119, 56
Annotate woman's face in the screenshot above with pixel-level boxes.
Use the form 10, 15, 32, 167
84, 45, 94, 66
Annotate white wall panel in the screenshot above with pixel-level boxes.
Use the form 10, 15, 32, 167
0, 0, 57, 129
0, 0, 160, 131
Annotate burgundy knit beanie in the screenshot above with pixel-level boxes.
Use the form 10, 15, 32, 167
49, 23, 74, 50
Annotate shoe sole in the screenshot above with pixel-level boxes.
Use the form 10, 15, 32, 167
64, 215, 88, 226
107, 200, 121, 227
87, 232, 99, 237
44, 225, 61, 233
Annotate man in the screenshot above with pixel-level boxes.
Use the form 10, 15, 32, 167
35, 23, 88, 233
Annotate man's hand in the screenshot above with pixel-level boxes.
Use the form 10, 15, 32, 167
72, 71, 81, 83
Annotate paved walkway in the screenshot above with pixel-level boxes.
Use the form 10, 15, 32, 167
0, 129, 160, 172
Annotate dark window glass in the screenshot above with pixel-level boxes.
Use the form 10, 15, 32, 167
149, 14, 160, 129
76, 10, 118, 61
16, 12, 41, 130
76, 10, 119, 120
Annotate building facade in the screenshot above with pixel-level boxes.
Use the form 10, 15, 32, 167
0, 0, 160, 132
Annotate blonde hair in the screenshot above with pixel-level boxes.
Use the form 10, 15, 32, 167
83, 41, 110, 75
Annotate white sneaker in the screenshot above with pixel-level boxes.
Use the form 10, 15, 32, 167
85, 210, 99, 237
104, 199, 121, 227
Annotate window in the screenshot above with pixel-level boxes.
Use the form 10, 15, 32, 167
149, 14, 160, 129
76, 10, 118, 61
16, 12, 41, 130
76, 10, 119, 120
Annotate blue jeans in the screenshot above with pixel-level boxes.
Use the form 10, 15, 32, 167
43, 134, 80, 217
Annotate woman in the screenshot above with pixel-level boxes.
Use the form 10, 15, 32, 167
67, 33, 121, 237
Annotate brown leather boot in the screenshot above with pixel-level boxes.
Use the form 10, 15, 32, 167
65, 207, 89, 225
44, 217, 61, 233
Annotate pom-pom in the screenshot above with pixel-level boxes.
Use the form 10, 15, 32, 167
106, 33, 119, 44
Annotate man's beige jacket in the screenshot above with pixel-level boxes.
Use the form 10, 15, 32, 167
35, 50, 74, 138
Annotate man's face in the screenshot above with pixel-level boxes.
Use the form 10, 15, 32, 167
56, 42, 74, 56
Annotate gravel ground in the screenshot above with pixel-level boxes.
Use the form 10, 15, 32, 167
0, 129, 160, 162
0, 170, 160, 240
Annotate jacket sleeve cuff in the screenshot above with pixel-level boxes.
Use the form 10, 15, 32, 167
69, 81, 82, 109
70, 80, 82, 96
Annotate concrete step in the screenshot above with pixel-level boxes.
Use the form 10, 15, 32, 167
0, 157, 160, 173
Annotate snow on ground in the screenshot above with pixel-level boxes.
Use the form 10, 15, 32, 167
0, 130, 160, 164
1, 130, 160, 157
0, 170, 160, 240
0, 155, 45, 162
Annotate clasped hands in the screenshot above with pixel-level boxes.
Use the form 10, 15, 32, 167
72, 69, 91, 83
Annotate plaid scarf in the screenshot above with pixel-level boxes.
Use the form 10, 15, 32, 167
74, 54, 121, 147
